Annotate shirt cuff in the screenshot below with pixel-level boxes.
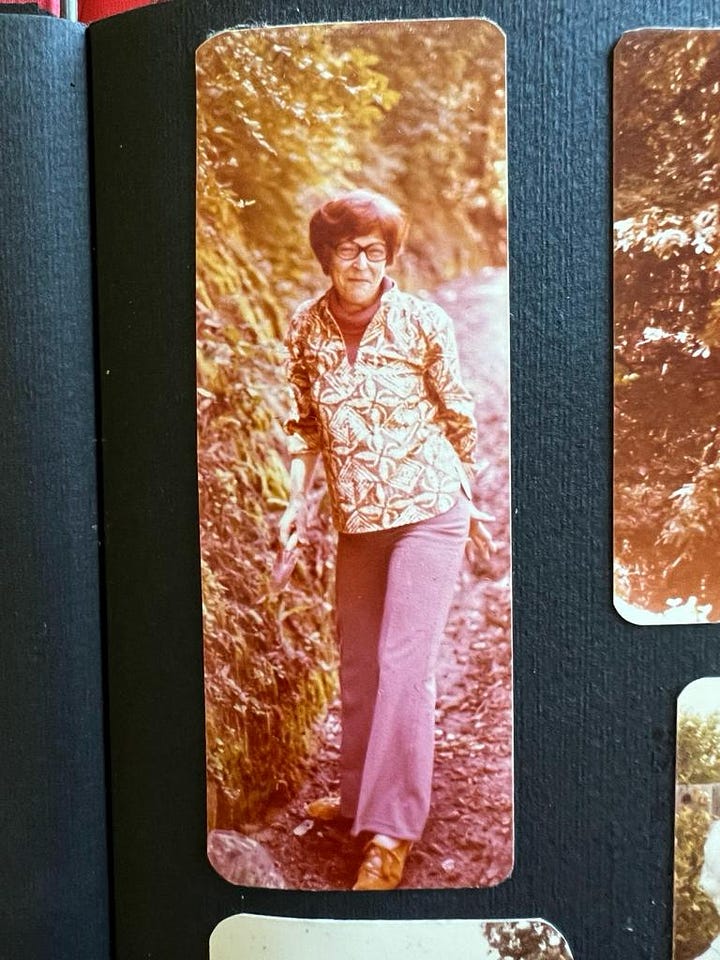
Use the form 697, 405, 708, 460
462, 460, 479, 482
285, 432, 320, 456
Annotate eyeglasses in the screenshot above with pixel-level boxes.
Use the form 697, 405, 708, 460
334, 241, 388, 262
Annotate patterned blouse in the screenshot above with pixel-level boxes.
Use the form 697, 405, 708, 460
284, 282, 478, 534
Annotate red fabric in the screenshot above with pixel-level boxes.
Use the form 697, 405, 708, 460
79, 0, 162, 22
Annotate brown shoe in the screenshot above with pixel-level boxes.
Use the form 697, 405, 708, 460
305, 796, 343, 821
352, 836, 413, 891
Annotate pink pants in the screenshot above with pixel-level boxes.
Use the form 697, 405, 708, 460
335, 495, 470, 840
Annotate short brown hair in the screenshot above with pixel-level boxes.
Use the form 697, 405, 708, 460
309, 190, 407, 273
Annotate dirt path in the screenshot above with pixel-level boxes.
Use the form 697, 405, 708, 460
254, 268, 513, 889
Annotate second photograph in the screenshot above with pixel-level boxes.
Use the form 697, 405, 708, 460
614, 29, 720, 625
196, 17, 512, 891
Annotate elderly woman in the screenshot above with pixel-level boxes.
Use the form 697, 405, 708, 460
279, 189, 492, 890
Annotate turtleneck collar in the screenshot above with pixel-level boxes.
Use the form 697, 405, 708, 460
328, 276, 393, 329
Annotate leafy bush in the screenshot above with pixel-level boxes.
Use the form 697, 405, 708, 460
197, 251, 338, 826
485, 921, 572, 960
677, 713, 720, 787
674, 711, 720, 959
675, 801, 716, 960
615, 33, 720, 616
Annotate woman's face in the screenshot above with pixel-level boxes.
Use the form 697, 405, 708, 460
328, 233, 387, 310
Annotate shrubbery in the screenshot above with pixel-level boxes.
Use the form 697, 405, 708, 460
674, 711, 720, 960
675, 801, 716, 960
615, 33, 720, 616
485, 921, 572, 960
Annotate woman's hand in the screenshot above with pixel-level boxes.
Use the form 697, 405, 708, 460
279, 453, 318, 547
467, 503, 496, 560
278, 496, 309, 547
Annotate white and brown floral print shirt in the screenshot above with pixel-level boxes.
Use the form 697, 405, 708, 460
284, 282, 478, 534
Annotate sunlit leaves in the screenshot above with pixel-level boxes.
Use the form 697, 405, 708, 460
614, 32, 720, 614
485, 921, 572, 960
197, 27, 396, 294
616, 32, 720, 216
675, 712, 720, 960
675, 801, 717, 960
339, 20, 506, 281
678, 713, 720, 784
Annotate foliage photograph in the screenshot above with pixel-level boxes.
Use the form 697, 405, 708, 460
196, 20, 510, 888
614, 31, 720, 622
674, 681, 720, 960
210, 917, 575, 960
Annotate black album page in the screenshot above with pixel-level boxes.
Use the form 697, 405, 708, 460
87, 1, 720, 959
0, 13, 109, 960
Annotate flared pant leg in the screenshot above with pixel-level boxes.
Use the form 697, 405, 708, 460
335, 496, 470, 841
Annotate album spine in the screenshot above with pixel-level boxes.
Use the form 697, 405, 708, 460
0, 15, 110, 960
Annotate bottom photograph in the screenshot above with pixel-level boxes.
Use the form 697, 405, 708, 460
210, 915, 574, 960
675, 678, 720, 960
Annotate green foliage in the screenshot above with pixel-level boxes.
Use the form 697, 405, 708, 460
674, 712, 720, 960
614, 32, 720, 616
675, 802, 717, 960
615, 33, 720, 217
197, 22, 507, 306
336, 20, 507, 282
677, 712, 720, 786
196, 22, 506, 824
197, 272, 338, 825
485, 921, 571, 960
197, 28, 398, 306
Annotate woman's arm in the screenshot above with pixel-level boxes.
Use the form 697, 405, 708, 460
422, 304, 478, 472
423, 305, 495, 557
278, 452, 319, 546
466, 502, 495, 559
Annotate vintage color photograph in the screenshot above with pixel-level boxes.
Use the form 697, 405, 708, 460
196, 19, 511, 890
614, 30, 720, 625
675, 679, 720, 960
210, 916, 574, 960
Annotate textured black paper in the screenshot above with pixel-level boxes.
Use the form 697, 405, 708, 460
90, 2, 720, 959
0, 15, 109, 960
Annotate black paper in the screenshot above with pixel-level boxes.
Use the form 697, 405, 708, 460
87, 1, 720, 958
0, 14, 109, 960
